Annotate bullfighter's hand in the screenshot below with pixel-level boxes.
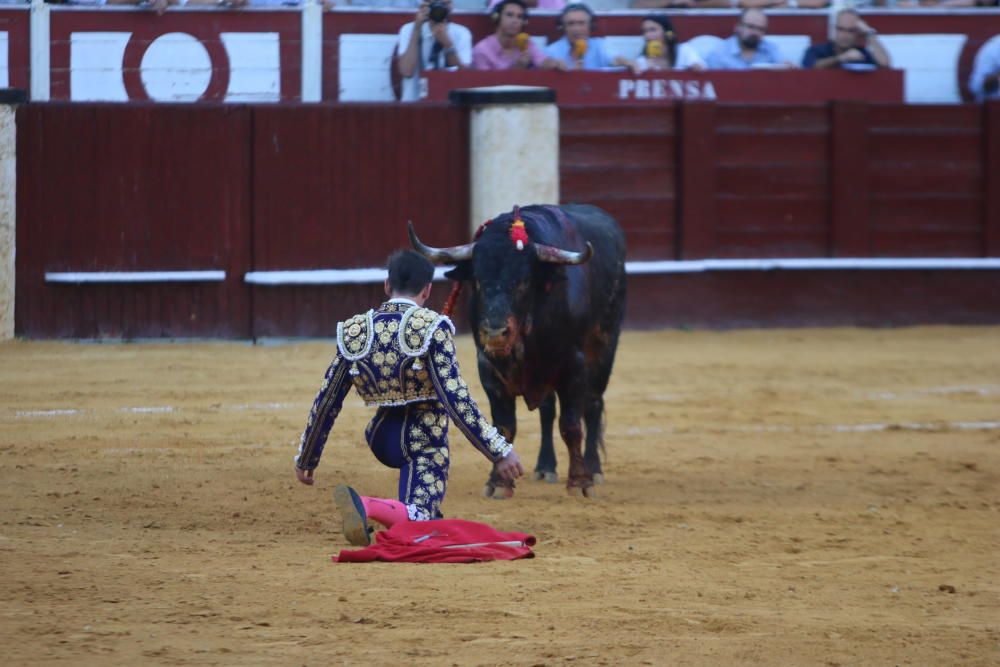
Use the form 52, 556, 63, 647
496, 450, 524, 481
295, 467, 315, 486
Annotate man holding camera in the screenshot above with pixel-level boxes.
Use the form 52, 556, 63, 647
396, 0, 472, 102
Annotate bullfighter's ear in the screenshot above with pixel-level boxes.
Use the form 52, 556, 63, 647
444, 262, 472, 282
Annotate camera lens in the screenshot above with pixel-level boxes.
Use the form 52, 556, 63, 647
428, 0, 449, 22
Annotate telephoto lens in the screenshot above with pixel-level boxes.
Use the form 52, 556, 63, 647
427, 0, 450, 22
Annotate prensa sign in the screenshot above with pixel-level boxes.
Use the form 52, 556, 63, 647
617, 78, 718, 101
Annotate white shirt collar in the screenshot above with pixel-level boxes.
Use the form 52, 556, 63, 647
388, 297, 419, 307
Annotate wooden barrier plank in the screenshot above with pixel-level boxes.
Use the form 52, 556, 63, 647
830, 101, 870, 257
561, 135, 676, 169
713, 230, 828, 258
869, 195, 981, 232
560, 107, 676, 136
678, 102, 717, 259
868, 162, 981, 197
561, 167, 675, 200
868, 104, 981, 129
715, 164, 828, 199
715, 131, 828, 165
714, 105, 829, 132
869, 229, 984, 257
985, 101, 1000, 257
868, 129, 981, 163
716, 198, 828, 233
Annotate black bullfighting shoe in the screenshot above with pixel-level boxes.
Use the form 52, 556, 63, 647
333, 484, 372, 547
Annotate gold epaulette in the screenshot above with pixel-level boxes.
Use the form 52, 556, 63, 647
336, 310, 375, 361
398, 307, 455, 358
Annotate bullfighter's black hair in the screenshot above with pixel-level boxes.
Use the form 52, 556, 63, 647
386, 249, 434, 296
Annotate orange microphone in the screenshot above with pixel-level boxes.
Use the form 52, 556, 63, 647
514, 32, 531, 52
572, 39, 588, 60
646, 40, 664, 58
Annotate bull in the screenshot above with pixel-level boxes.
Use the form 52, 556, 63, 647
409, 204, 626, 497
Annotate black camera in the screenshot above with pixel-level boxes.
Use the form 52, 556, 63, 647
427, 0, 450, 23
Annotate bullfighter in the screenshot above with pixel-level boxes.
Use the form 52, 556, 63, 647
294, 249, 524, 546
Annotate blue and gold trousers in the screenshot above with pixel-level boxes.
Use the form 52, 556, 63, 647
364, 401, 450, 521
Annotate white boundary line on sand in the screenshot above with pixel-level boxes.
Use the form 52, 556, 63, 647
12, 404, 1000, 436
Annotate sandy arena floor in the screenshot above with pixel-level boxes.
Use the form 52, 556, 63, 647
1, 327, 999, 666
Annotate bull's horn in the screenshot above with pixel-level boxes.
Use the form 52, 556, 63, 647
407, 221, 474, 264
534, 241, 594, 265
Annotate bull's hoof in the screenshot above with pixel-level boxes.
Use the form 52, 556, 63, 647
592, 473, 605, 485
566, 478, 596, 498
483, 482, 514, 500
491, 485, 515, 500
533, 470, 559, 484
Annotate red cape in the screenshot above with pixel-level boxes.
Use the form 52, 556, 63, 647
333, 518, 536, 563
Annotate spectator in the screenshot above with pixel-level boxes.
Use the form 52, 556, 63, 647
969, 35, 1000, 101
634, 14, 705, 72
487, 0, 565, 9
544, 3, 637, 72
473, 0, 562, 70
802, 9, 890, 69
396, 0, 473, 102
705, 9, 791, 70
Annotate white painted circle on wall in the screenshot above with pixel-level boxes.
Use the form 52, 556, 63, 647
140, 33, 212, 102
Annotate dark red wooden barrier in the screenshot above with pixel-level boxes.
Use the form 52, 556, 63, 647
13, 101, 1000, 338
561, 106, 677, 261
16, 104, 253, 338
250, 103, 469, 337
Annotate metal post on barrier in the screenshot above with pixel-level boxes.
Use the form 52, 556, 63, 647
449, 86, 558, 236
0, 88, 27, 341
30, 0, 49, 102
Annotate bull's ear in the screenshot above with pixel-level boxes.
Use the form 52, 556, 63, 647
444, 262, 472, 282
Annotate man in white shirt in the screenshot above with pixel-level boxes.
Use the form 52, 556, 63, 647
396, 0, 473, 102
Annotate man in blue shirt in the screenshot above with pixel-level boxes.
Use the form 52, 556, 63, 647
544, 3, 637, 71
802, 10, 891, 70
969, 35, 1000, 101
705, 9, 789, 70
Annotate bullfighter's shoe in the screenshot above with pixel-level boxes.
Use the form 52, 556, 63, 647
333, 485, 372, 547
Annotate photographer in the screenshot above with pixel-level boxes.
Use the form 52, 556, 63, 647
396, 0, 472, 102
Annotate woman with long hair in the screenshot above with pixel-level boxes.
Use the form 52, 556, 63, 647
636, 14, 705, 72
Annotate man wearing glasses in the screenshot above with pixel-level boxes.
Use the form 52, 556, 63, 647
802, 9, 891, 69
706, 9, 790, 70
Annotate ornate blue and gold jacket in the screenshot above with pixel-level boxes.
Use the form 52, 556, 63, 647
295, 299, 512, 471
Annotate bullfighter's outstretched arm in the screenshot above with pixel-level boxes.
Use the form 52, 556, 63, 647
295, 353, 354, 471
427, 323, 513, 463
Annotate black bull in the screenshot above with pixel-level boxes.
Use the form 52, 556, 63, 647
410, 204, 627, 497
